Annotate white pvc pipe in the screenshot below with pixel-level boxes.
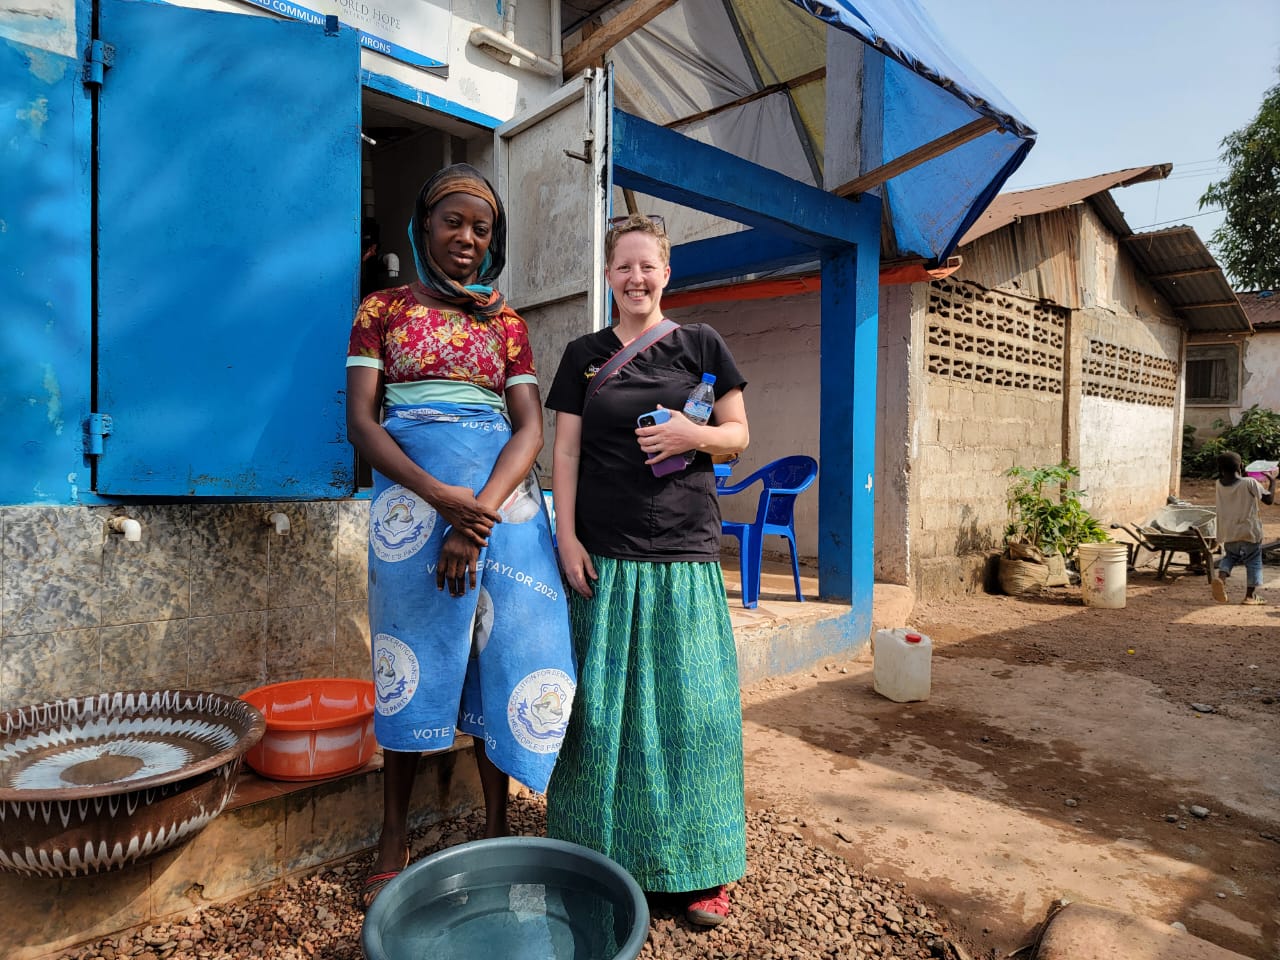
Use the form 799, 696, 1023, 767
108, 516, 142, 542
550, 0, 561, 67
468, 26, 562, 77
264, 512, 292, 535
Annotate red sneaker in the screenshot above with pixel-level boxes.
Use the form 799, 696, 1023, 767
686, 885, 730, 926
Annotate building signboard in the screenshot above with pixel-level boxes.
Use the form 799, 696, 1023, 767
238, 0, 451, 70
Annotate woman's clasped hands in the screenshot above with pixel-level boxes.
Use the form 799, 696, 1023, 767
430, 482, 501, 597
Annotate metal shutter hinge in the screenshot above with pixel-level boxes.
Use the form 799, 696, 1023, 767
84, 413, 113, 456
83, 40, 115, 88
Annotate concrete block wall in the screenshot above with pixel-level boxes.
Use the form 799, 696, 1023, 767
913, 379, 1063, 580
910, 279, 1066, 596
0, 501, 485, 958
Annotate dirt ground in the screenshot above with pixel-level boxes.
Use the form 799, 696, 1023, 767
739, 478, 1280, 959
57, 484, 1280, 960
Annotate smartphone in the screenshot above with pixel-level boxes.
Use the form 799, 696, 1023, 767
636, 409, 686, 477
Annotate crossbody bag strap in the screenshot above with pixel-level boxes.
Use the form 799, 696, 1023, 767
583, 318, 679, 407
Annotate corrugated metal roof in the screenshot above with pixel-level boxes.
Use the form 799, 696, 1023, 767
1121, 227, 1251, 333
957, 165, 1170, 246
953, 164, 1249, 333
1084, 189, 1131, 240
1239, 290, 1280, 329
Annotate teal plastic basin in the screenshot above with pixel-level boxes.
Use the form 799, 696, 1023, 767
361, 836, 649, 960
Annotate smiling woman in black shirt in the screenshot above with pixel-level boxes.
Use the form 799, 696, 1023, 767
544, 213, 749, 928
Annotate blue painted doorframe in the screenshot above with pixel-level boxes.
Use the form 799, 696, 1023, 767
611, 109, 880, 615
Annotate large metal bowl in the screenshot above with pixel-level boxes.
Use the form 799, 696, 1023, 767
0, 689, 265, 877
1151, 505, 1216, 538
362, 837, 649, 960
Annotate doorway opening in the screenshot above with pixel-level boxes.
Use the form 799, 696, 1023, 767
354, 88, 495, 488
359, 88, 494, 300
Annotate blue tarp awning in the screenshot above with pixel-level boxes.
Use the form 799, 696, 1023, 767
602, 0, 1036, 264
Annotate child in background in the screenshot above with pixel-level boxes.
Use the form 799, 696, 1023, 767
1212, 451, 1276, 604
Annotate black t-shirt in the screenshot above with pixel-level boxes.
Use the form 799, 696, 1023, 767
546, 322, 747, 562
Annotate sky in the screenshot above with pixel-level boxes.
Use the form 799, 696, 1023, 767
914, 0, 1280, 257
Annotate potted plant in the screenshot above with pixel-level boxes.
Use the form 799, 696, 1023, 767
1000, 463, 1110, 594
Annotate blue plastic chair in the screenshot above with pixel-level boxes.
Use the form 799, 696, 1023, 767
713, 457, 739, 488
718, 455, 818, 609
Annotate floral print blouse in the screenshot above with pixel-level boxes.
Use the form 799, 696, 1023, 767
346, 285, 536, 396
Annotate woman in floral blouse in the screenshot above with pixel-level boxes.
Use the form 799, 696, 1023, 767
346, 164, 574, 911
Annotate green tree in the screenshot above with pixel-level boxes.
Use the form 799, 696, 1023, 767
1184, 405, 1280, 477
1200, 70, 1280, 290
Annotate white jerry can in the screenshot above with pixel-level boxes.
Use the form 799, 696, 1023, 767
872, 628, 932, 703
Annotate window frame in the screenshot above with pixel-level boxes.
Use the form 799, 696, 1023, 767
1184, 342, 1241, 406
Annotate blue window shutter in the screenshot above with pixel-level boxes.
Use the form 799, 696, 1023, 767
0, 40, 92, 505
96, 0, 360, 497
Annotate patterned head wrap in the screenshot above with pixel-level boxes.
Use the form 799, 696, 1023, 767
408, 163, 509, 322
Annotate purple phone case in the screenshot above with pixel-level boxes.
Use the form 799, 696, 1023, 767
638, 409, 686, 477
651, 455, 687, 477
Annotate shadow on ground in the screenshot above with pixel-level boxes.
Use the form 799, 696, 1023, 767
740, 551, 1280, 959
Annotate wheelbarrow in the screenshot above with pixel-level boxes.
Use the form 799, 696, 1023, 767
1115, 506, 1217, 582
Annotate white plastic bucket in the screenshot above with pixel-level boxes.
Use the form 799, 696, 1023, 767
872, 628, 932, 703
1078, 542, 1128, 609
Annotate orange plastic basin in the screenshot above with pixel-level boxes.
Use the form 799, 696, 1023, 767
239, 678, 377, 781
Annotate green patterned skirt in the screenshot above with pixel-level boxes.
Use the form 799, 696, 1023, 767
545, 556, 746, 893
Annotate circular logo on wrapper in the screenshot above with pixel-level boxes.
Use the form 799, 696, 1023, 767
370, 485, 435, 563
373, 633, 419, 715
508, 669, 574, 753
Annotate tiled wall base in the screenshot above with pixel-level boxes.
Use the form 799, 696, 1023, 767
5, 744, 482, 960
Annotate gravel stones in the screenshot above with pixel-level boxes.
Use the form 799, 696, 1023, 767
61, 797, 969, 960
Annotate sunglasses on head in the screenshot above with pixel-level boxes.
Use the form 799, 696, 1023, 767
608, 213, 666, 232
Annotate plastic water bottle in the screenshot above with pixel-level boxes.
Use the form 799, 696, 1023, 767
681, 373, 717, 465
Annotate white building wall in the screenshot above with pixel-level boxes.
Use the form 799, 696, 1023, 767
1184, 400, 1233, 439
874, 284, 915, 585
666, 293, 822, 560
1193, 331, 1280, 444
3, 0, 78, 57
1241, 332, 1280, 413
1078, 395, 1176, 522
4, 0, 559, 123
1074, 309, 1183, 525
